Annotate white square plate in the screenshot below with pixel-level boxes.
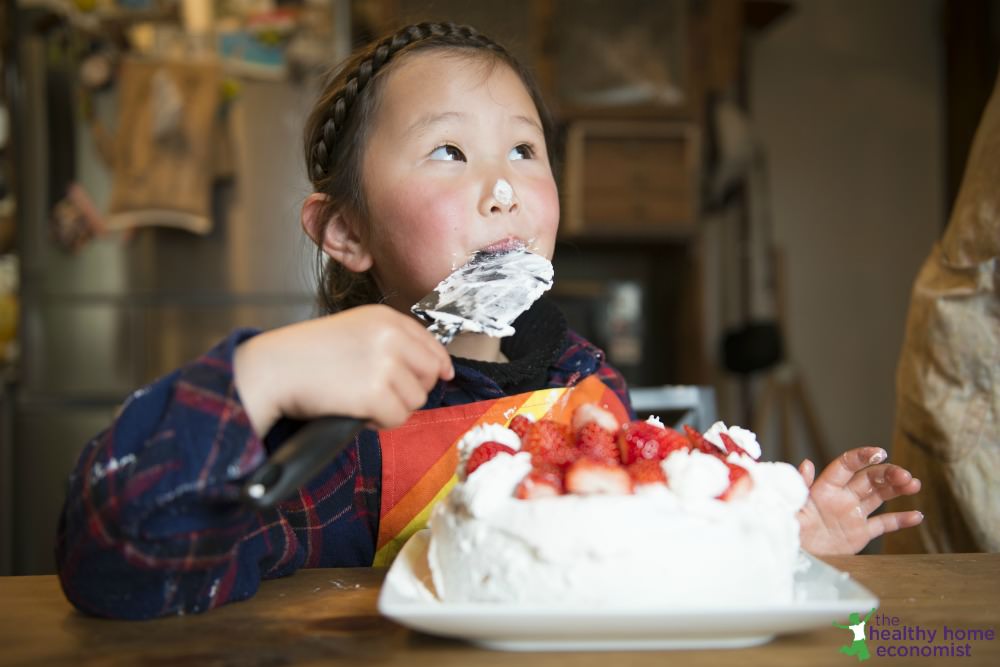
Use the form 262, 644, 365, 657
377, 530, 878, 651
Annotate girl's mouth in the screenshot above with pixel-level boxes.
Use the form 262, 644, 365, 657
479, 237, 525, 254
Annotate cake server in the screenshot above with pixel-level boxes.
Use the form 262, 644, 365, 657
240, 246, 553, 510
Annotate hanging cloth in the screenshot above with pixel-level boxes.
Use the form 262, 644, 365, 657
106, 57, 221, 234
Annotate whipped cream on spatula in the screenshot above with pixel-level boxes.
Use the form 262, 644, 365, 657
411, 246, 554, 345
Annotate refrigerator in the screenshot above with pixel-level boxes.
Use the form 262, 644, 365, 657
5, 17, 319, 574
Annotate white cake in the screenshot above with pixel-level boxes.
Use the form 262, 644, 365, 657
427, 407, 809, 607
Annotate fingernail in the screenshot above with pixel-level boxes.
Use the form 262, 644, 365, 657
869, 449, 887, 465
916, 511, 925, 521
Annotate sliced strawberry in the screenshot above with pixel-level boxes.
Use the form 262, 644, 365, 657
565, 458, 633, 495
522, 420, 575, 468
571, 403, 620, 435
716, 462, 753, 501
575, 421, 621, 464
618, 421, 688, 464
508, 414, 534, 439
662, 426, 693, 453
719, 432, 750, 458
683, 424, 722, 456
515, 468, 563, 499
465, 442, 517, 477
626, 459, 667, 487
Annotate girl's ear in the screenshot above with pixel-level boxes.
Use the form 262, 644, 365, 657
301, 193, 373, 272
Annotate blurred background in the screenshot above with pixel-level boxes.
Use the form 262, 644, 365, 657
0, 0, 995, 574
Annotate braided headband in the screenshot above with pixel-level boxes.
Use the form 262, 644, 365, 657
309, 22, 503, 182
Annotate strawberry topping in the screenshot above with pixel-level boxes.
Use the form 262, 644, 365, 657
515, 468, 564, 499
626, 459, 667, 486
465, 442, 517, 477
571, 403, 620, 434
565, 458, 633, 495
508, 414, 534, 439
618, 421, 688, 464
717, 462, 753, 501
522, 420, 575, 468
575, 422, 621, 464
719, 432, 750, 458
683, 424, 722, 456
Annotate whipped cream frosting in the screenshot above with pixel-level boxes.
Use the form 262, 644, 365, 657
703, 420, 762, 458
429, 422, 809, 607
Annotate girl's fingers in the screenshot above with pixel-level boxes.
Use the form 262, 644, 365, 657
867, 510, 924, 540
816, 447, 887, 490
854, 466, 922, 514
400, 341, 446, 391
370, 391, 411, 429
399, 316, 455, 380
374, 360, 443, 429
799, 459, 816, 487
391, 370, 431, 413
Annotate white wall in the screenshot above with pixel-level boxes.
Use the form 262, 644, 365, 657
746, 0, 944, 458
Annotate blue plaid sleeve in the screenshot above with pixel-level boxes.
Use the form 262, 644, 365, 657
56, 329, 309, 619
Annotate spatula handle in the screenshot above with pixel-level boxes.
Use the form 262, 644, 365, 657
240, 416, 366, 510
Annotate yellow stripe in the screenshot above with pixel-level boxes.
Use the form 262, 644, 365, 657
373, 475, 458, 567
509, 387, 566, 423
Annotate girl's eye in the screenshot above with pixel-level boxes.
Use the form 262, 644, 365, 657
509, 144, 535, 160
429, 144, 466, 161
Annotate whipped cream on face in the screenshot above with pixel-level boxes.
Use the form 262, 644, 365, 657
456, 422, 521, 480
703, 421, 762, 459
493, 178, 514, 205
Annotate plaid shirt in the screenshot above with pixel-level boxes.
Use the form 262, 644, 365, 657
56, 328, 632, 619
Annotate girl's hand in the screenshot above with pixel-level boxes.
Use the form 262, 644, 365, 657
234, 305, 454, 436
796, 447, 923, 555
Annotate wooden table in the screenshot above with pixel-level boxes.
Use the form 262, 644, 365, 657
2, 554, 998, 666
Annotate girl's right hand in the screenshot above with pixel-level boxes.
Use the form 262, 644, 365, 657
233, 305, 454, 437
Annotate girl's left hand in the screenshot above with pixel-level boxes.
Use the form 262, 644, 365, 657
796, 447, 923, 555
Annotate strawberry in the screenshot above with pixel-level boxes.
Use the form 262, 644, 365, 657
626, 459, 667, 487
683, 424, 722, 456
565, 458, 633, 495
465, 442, 517, 477
508, 414, 534, 439
716, 462, 753, 501
515, 468, 563, 499
662, 426, 692, 453
575, 421, 620, 463
618, 421, 688, 464
522, 420, 576, 468
719, 432, 750, 458
571, 403, 620, 435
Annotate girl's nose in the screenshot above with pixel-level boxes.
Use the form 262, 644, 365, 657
481, 178, 519, 216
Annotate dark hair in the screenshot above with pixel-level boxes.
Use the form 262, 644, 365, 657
302, 22, 555, 313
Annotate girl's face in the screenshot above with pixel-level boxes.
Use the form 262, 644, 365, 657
360, 50, 559, 311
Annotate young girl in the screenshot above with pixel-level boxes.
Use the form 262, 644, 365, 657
57, 22, 922, 619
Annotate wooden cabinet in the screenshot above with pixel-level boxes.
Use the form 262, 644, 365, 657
562, 121, 700, 238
